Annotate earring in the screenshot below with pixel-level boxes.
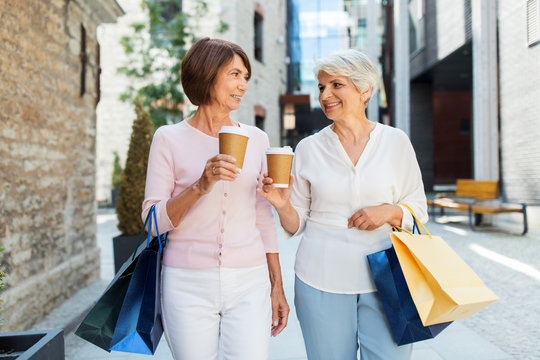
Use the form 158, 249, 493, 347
362, 97, 365, 102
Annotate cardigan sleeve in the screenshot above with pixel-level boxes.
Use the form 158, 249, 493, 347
141, 127, 175, 236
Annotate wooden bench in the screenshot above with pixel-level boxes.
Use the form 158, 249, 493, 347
427, 179, 528, 235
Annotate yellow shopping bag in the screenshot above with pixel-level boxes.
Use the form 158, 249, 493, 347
391, 203, 499, 326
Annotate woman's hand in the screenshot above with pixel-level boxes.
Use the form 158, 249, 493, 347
270, 284, 290, 336
256, 174, 294, 210
196, 154, 240, 195
347, 204, 403, 230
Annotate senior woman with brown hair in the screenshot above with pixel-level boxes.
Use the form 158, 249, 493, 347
259, 49, 428, 359
142, 37, 289, 359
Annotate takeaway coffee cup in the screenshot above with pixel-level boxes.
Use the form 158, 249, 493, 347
266, 146, 294, 188
218, 126, 249, 169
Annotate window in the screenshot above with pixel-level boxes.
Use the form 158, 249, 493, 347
409, 0, 425, 54
80, 24, 87, 97
255, 116, 265, 130
149, 0, 182, 45
527, 0, 539, 47
255, 105, 266, 130
254, 3, 264, 62
95, 42, 101, 106
151, 0, 182, 22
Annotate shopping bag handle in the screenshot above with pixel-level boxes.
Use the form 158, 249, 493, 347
397, 203, 432, 238
392, 216, 420, 235
131, 205, 164, 260
146, 206, 164, 254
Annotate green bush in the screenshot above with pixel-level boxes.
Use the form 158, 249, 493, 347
111, 152, 123, 189
116, 101, 154, 235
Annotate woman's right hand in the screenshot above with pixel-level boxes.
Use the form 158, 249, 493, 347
197, 154, 240, 195
257, 174, 294, 210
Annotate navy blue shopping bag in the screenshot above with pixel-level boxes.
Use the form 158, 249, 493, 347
75, 207, 158, 351
109, 206, 167, 354
367, 220, 451, 345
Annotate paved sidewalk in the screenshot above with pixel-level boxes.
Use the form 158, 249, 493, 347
35, 208, 540, 359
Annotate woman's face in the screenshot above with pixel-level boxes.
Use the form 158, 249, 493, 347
209, 54, 249, 112
318, 71, 365, 121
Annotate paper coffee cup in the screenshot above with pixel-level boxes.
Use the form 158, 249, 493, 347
218, 126, 249, 169
266, 146, 294, 188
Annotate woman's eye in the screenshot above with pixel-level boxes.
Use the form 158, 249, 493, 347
318, 86, 324, 92
334, 83, 342, 88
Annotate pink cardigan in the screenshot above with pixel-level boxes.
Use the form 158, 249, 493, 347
142, 120, 278, 269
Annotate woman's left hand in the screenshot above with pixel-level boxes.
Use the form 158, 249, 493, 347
270, 285, 289, 336
347, 204, 402, 230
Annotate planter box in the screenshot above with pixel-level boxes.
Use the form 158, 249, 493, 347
0, 329, 64, 360
110, 188, 119, 209
113, 234, 139, 273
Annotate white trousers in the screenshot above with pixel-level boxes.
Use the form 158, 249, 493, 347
161, 264, 271, 360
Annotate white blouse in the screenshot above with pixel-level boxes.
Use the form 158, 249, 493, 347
290, 123, 428, 294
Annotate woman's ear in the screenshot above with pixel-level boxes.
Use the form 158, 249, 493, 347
361, 87, 372, 103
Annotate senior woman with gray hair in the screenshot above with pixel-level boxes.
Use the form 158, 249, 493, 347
258, 49, 428, 359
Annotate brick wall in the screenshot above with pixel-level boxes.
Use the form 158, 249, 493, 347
498, 0, 540, 202
0, 0, 121, 331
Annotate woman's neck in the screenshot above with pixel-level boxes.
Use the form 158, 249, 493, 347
331, 115, 373, 144
189, 106, 238, 137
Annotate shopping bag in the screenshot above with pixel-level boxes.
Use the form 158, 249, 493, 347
391, 203, 499, 326
109, 206, 167, 354
75, 207, 156, 351
368, 245, 452, 345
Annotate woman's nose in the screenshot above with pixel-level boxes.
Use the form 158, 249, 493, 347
239, 78, 248, 91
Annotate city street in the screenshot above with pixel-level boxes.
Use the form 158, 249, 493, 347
52, 208, 540, 359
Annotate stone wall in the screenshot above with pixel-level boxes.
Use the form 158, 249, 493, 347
498, 0, 540, 202
0, 0, 122, 331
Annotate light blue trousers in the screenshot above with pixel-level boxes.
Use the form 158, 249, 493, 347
294, 277, 412, 360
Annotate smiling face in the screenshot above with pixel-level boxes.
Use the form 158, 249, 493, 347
318, 71, 366, 121
209, 54, 249, 112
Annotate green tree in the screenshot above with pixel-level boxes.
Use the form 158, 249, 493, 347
116, 101, 154, 235
118, 0, 229, 128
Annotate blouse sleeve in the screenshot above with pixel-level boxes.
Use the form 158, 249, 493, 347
255, 132, 279, 253
288, 141, 311, 237
141, 128, 175, 236
394, 132, 429, 231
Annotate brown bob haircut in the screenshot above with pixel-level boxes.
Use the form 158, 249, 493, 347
181, 37, 251, 106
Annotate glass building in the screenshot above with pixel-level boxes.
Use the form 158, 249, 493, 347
281, 0, 386, 146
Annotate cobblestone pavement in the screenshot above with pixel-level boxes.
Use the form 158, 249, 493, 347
54, 208, 540, 359
426, 212, 540, 360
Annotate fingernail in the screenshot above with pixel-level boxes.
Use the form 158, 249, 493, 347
237, 168, 242, 174
273, 321, 278, 326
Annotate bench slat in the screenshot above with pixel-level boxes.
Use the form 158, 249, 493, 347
455, 179, 498, 200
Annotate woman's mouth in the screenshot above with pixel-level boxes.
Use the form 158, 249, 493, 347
325, 102, 340, 110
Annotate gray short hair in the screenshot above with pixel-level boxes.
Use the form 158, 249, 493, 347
314, 49, 379, 103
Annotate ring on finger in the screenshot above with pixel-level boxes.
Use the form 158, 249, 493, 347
212, 167, 217, 175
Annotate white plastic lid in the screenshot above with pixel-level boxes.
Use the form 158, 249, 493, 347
266, 146, 294, 155
218, 125, 249, 137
